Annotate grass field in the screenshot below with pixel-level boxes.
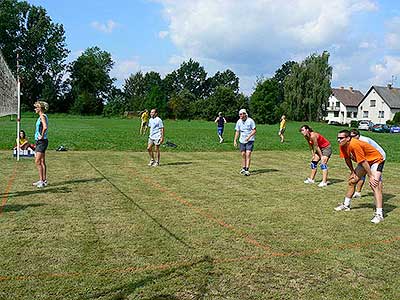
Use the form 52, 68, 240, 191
0, 116, 399, 299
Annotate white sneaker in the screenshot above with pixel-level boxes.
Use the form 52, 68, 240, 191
36, 181, 44, 188
334, 203, 351, 211
371, 213, 384, 224
239, 168, 246, 175
318, 181, 328, 187
219, 138, 224, 143
32, 180, 47, 187
148, 159, 155, 166
244, 170, 250, 176
352, 192, 361, 198
304, 178, 315, 184
152, 161, 159, 167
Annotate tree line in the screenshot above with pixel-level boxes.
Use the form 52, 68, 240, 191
0, 0, 332, 123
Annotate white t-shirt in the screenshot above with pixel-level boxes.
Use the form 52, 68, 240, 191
149, 117, 164, 140
235, 117, 256, 144
359, 136, 386, 160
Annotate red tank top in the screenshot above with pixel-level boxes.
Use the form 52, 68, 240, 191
309, 133, 330, 148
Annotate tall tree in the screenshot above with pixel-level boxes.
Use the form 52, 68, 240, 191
210, 69, 240, 94
0, 0, 69, 111
68, 46, 115, 114
283, 52, 332, 121
250, 78, 280, 124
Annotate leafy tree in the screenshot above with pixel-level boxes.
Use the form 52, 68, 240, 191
210, 69, 240, 94
103, 88, 125, 116
168, 89, 196, 120
171, 59, 208, 99
144, 85, 167, 117
68, 46, 115, 114
250, 78, 280, 124
0, 0, 69, 111
283, 52, 332, 121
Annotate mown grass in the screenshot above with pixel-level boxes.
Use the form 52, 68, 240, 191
0, 150, 399, 299
1, 114, 400, 162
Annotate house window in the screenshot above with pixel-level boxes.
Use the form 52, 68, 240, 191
370, 100, 376, 107
334, 111, 339, 117
347, 112, 352, 118
335, 102, 340, 108
353, 112, 357, 118
363, 111, 369, 118
378, 111, 384, 118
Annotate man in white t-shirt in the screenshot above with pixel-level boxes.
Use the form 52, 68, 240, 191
350, 129, 386, 198
234, 109, 256, 176
147, 108, 164, 166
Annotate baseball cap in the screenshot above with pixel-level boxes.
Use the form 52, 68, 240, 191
238, 109, 247, 115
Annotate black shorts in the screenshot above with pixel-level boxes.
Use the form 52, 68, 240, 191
35, 139, 48, 153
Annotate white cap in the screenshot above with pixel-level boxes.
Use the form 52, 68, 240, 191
238, 108, 247, 115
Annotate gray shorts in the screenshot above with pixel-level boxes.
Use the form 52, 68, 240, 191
321, 146, 332, 157
148, 138, 161, 146
240, 141, 254, 152
35, 139, 48, 153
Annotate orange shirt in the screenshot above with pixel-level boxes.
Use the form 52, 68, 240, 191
308, 133, 330, 148
340, 138, 383, 165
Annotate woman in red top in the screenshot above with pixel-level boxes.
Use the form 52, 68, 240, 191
299, 125, 332, 187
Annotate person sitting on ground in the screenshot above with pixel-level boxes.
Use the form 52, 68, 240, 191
14, 130, 30, 150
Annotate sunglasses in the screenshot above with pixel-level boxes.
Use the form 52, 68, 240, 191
337, 136, 347, 140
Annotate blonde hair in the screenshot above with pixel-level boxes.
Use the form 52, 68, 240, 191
35, 101, 49, 112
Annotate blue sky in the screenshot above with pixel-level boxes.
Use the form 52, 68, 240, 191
27, 0, 400, 95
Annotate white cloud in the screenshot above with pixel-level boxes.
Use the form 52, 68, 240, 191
110, 57, 141, 85
385, 17, 400, 50
369, 56, 400, 86
158, 31, 169, 39
158, 0, 376, 65
91, 20, 119, 34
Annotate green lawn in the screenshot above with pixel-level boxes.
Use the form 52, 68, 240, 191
1, 114, 400, 161
0, 148, 399, 299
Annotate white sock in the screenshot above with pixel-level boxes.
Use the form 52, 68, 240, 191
344, 197, 351, 207
376, 208, 383, 216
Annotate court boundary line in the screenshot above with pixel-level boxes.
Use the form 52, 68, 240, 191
126, 164, 271, 252
0, 235, 398, 282
0, 163, 17, 215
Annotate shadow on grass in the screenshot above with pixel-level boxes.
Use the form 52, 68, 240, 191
2, 203, 46, 213
50, 177, 105, 187
88, 256, 214, 300
251, 168, 279, 175
161, 162, 192, 166
0, 186, 72, 198
328, 178, 345, 185
362, 192, 396, 202
352, 203, 397, 214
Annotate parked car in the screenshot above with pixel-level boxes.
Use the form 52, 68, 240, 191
371, 124, 390, 133
390, 124, 400, 133
328, 120, 342, 126
358, 120, 373, 131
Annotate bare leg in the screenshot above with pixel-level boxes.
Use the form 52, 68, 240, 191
245, 151, 252, 169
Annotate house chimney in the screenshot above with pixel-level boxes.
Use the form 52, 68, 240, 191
388, 83, 392, 89
349, 86, 353, 92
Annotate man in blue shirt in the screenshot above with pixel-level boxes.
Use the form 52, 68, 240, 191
234, 109, 256, 176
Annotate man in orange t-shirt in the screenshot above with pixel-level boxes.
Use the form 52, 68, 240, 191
335, 130, 385, 224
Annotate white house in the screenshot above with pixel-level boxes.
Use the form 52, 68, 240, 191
326, 87, 364, 124
358, 85, 400, 124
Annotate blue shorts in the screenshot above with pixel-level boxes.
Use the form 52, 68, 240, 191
217, 127, 224, 135
239, 141, 254, 152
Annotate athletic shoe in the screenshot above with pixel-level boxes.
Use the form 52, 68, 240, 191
152, 161, 159, 167
334, 203, 351, 211
352, 192, 361, 198
32, 180, 46, 187
304, 178, 315, 184
36, 181, 44, 188
43, 180, 48, 187
244, 170, 250, 176
148, 159, 155, 166
219, 138, 224, 143
318, 181, 328, 187
239, 168, 246, 175
371, 213, 384, 224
